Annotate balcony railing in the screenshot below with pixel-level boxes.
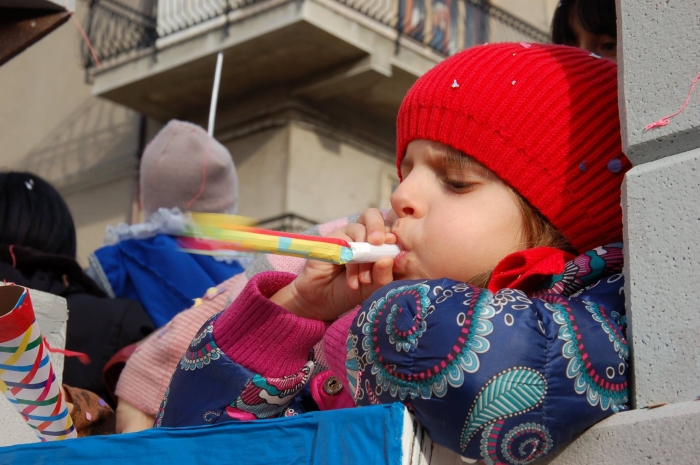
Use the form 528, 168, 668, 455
257, 213, 319, 233
81, 0, 549, 69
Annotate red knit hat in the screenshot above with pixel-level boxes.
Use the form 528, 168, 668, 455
396, 43, 630, 253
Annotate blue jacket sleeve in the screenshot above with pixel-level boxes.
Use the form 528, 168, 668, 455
155, 311, 320, 427
347, 274, 628, 462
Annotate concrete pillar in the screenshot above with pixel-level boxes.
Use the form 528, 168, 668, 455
617, 0, 700, 408
617, 0, 700, 165
534, 2, 700, 462
622, 149, 700, 407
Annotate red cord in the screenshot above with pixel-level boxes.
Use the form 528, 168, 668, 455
43, 336, 91, 365
645, 73, 700, 131
186, 137, 212, 209
9, 244, 17, 268
65, 1, 102, 68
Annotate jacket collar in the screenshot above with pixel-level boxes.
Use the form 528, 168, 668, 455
488, 243, 624, 296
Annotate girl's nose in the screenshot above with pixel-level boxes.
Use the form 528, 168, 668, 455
390, 174, 426, 218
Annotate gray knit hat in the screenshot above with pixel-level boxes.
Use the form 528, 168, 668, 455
140, 120, 238, 217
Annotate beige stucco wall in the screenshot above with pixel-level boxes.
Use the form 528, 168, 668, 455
491, 0, 559, 33
63, 177, 137, 265
286, 123, 396, 222
225, 122, 396, 224
226, 126, 290, 220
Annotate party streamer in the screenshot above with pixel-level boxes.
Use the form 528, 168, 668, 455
179, 213, 399, 265
0, 285, 76, 441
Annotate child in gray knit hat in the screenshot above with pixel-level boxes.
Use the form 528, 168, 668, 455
88, 120, 246, 328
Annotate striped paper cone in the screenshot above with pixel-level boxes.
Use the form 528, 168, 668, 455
0, 285, 76, 441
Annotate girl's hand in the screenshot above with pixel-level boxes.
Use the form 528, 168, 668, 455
271, 209, 397, 321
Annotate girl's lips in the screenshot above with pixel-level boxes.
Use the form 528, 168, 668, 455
393, 250, 408, 270
392, 237, 408, 272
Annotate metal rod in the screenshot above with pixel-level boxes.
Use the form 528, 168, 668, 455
208, 51, 224, 137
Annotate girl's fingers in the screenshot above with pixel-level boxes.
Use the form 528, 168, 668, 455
372, 258, 394, 287
346, 263, 360, 290
341, 223, 368, 242
383, 210, 397, 244
359, 208, 387, 245
383, 232, 397, 245
358, 262, 373, 284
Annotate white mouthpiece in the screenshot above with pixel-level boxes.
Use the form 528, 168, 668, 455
348, 242, 400, 263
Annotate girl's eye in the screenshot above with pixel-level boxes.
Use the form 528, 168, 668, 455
445, 179, 474, 191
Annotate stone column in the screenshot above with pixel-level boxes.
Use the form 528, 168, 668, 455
617, 0, 700, 408
543, 2, 700, 463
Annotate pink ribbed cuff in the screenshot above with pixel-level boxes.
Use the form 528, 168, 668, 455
213, 271, 328, 378
323, 308, 359, 386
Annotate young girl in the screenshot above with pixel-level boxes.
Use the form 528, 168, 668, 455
551, 0, 617, 61
157, 43, 630, 463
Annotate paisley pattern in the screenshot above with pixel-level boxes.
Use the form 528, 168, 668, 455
460, 367, 546, 451
179, 340, 222, 371
501, 422, 553, 464
543, 295, 628, 412
154, 387, 169, 428
202, 410, 221, 422
359, 282, 495, 400
533, 244, 623, 298
385, 283, 431, 351
491, 289, 533, 314
480, 421, 505, 465
190, 322, 213, 347
584, 300, 628, 360
345, 334, 361, 401
228, 360, 315, 420
479, 420, 553, 465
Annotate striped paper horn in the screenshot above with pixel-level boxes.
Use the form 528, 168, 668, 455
0, 285, 76, 441
181, 212, 400, 264
182, 212, 354, 264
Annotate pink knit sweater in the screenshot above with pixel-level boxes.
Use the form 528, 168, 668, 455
212, 272, 355, 394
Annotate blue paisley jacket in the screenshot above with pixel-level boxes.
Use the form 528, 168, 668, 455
157, 244, 628, 463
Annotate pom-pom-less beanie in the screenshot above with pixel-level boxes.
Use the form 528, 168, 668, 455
140, 120, 238, 217
396, 43, 631, 253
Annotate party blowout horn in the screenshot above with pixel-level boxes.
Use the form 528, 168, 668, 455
0, 285, 76, 441
179, 212, 400, 265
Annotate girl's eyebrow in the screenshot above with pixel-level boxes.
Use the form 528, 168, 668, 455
400, 146, 444, 172
444, 151, 491, 178
402, 145, 491, 178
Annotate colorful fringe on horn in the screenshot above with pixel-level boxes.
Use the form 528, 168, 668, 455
179, 212, 354, 264
0, 285, 76, 441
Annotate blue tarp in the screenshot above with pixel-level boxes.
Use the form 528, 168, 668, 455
0, 404, 406, 464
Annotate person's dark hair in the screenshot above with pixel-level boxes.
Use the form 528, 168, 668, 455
0, 172, 77, 258
551, 0, 617, 45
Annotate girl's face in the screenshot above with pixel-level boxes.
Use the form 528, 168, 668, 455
390, 140, 525, 283
568, 12, 617, 61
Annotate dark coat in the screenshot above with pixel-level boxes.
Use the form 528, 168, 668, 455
0, 245, 154, 406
